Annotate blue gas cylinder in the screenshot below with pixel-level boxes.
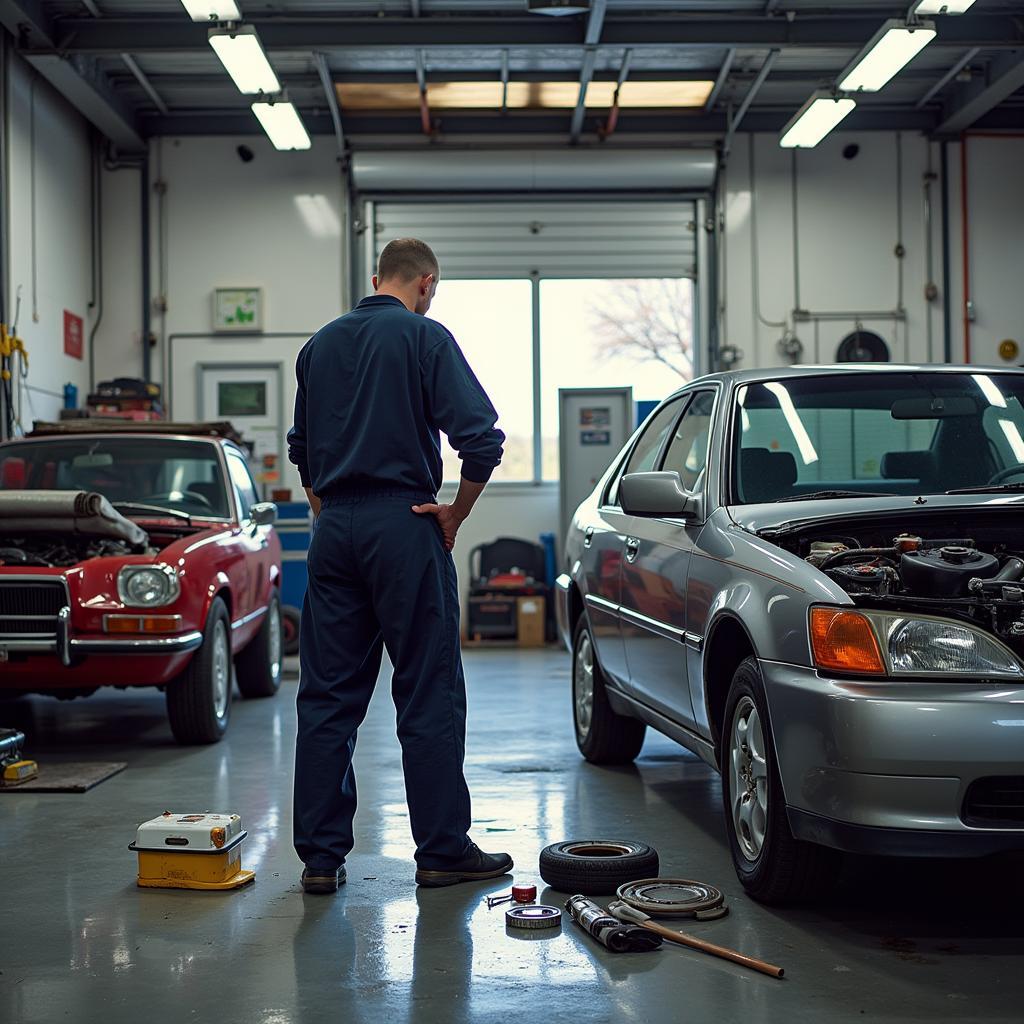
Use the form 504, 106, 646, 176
63, 383, 78, 410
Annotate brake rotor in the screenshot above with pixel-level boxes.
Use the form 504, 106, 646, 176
616, 878, 728, 920
505, 905, 562, 930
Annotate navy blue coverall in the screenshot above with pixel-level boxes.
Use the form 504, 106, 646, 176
287, 294, 504, 873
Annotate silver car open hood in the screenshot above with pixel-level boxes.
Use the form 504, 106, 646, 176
727, 492, 1024, 536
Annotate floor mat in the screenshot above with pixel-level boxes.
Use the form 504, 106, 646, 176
0, 761, 126, 793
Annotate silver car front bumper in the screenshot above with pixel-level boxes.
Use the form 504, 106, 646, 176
761, 660, 1024, 856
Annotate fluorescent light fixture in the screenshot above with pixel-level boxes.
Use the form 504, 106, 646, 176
763, 382, 819, 465
915, 0, 976, 13
209, 26, 280, 95
252, 99, 311, 150
180, 1, 241, 21
527, 0, 591, 15
839, 20, 937, 93
780, 92, 856, 148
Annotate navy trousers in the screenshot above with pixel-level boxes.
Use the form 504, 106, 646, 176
293, 488, 473, 872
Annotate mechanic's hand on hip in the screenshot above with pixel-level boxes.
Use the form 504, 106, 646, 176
412, 503, 466, 552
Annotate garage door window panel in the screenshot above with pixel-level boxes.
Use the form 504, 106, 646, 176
425, 279, 533, 484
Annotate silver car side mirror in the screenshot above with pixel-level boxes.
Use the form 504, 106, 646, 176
620, 472, 698, 519
250, 501, 278, 527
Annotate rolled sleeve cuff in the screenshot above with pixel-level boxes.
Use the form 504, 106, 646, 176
461, 459, 496, 484
296, 464, 312, 488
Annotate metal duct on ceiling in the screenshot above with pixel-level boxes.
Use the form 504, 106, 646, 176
350, 148, 717, 193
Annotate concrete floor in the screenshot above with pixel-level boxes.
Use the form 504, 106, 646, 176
1, 648, 1022, 1024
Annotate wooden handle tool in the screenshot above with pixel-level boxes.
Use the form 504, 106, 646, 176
607, 901, 784, 979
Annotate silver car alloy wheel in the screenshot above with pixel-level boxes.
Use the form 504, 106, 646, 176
574, 629, 595, 738
212, 621, 230, 720
730, 696, 768, 862
268, 602, 282, 681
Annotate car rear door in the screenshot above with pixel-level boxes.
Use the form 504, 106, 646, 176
619, 390, 716, 729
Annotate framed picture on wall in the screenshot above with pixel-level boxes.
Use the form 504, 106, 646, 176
213, 287, 263, 332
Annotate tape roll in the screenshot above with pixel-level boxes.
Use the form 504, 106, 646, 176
505, 905, 562, 930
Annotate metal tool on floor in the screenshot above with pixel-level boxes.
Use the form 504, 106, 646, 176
616, 878, 728, 920
129, 812, 255, 891
0, 728, 38, 787
487, 883, 538, 909
607, 900, 784, 978
565, 894, 662, 953
505, 905, 562, 930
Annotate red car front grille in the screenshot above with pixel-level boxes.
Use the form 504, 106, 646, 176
0, 580, 67, 636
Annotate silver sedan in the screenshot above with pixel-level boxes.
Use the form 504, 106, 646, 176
557, 364, 1024, 903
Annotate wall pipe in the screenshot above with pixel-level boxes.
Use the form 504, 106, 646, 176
940, 140, 952, 364
922, 144, 935, 364
87, 135, 103, 391
960, 135, 971, 364
141, 151, 152, 381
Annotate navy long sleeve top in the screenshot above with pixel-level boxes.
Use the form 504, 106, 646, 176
287, 294, 504, 496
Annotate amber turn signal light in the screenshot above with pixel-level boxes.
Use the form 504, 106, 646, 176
104, 614, 182, 634
210, 827, 227, 849
809, 607, 886, 676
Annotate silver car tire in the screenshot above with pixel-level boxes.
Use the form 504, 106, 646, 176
721, 656, 838, 904
236, 592, 284, 699
572, 616, 646, 765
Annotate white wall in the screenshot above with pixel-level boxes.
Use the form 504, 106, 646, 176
720, 131, 1024, 371
6, 53, 94, 426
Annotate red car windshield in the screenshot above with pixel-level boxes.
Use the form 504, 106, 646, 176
0, 437, 231, 519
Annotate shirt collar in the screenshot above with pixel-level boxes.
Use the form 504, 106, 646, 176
357, 294, 406, 310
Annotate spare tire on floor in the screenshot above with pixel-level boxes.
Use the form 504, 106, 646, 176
539, 840, 660, 896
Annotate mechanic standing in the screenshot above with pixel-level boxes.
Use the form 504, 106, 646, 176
287, 238, 512, 894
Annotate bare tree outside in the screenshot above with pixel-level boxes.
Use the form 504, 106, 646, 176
591, 279, 695, 381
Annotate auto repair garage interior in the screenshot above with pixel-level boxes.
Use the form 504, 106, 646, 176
1, 0, 1024, 1021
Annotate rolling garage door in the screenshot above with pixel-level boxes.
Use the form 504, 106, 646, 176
352, 147, 714, 281
369, 200, 698, 280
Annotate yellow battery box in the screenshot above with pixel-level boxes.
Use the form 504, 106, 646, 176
129, 812, 255, 890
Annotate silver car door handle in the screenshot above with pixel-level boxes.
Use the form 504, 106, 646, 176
583, 527, 594, 549
625, 537, 640, 563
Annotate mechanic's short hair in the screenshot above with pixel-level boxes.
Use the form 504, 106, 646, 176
377, 238, 440, 284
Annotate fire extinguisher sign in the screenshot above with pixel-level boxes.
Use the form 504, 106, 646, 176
63, 310, 84, 360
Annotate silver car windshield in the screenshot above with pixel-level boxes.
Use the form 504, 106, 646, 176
733, 372, 1024, 503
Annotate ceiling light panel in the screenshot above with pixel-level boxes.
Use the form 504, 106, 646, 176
780, 93, 857, 148
209, 26, 280, 95
180, 1, 241, 21
915, 1, 976, 13
336, 80, 714, 111
839, 20, 937, 93
252, 100, 311, 150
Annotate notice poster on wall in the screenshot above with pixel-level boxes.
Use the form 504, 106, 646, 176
63, 310, 83, 360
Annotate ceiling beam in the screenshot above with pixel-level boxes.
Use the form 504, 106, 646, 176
0, 0, 144, 150
570, 0, 606, 143
121, 53, 167, 115
704, 46, 735, 111
138, 105, 942, 138
722, 48, 778, 157
915, 47, 978, 109
35, 15, 1024, 54
315, 52, 346, 158
936, 50, 1024, 135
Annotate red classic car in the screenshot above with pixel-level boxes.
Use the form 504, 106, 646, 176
0, 423, 283, 744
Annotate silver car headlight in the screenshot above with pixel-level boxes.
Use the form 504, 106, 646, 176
118, 565, 180, 608
866, 611, 1024, 679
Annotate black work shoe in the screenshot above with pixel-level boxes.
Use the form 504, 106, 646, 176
415, 844, 514, 888
301, 865, 347, 894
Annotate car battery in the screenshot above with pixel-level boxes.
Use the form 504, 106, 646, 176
129, 812, 255, 890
